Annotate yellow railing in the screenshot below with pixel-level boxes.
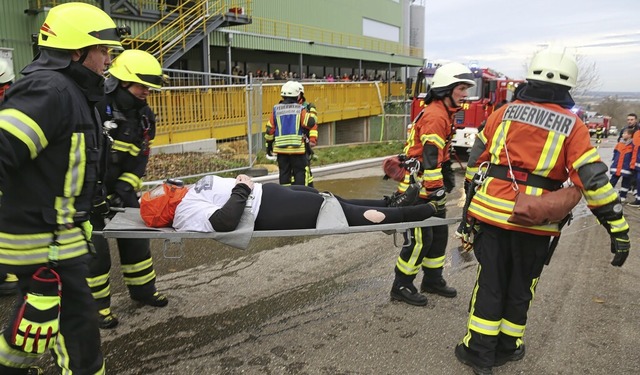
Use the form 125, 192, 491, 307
147, 82, 406, 146
231, 17, 423, 58
27, 0, 97, 8
27, 1, 178, 12
122, 0, 251, 66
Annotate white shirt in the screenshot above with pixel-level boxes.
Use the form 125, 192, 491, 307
173, 175, 262, 232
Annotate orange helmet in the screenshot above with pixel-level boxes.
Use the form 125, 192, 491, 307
140, 181, 189, 227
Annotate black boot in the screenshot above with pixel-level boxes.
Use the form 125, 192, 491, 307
421, 267, 457, 298
494, 344, 526, 367
390, 282, 427, 306
455, 344, 493, 375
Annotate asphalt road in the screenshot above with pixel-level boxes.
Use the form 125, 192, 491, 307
2, 137, 639, 374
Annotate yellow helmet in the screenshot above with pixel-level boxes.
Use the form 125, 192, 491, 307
108, 50, 163, 89
38, 2, 124, 50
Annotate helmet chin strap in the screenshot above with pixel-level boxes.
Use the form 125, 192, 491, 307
445, 93, 461, 109
76, 47, 91, 65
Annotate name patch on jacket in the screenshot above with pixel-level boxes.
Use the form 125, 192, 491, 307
502, 104, 575, 136
274, 103, 303, 116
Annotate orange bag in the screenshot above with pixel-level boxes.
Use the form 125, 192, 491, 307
140, 182, 189, 227
507, 186, 582, 226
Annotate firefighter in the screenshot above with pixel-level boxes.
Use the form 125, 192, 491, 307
595, 122, 604, 144
389, 62, 475, 306
626, 113, 640, 206
0, 3, 126, 373
454, 48, 631, 375
609, 128, 634, 200
88, 49, 168, 329
0, 58, 18, 297
265, 81, 317, 186
294, 81, 318, 187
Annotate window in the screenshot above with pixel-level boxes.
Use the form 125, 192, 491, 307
362, 18, 400, 42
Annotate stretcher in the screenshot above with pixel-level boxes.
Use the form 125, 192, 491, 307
99, 195, 460, 257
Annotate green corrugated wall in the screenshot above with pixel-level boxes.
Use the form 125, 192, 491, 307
0, 1, 44, 77
0, 0, 423, 77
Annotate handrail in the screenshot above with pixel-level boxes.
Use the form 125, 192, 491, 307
122, 0, 225, 65
227, 16, 423, 58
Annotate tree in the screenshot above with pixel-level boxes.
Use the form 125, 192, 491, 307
571, 54, 602, 97
593, 96, 640, 131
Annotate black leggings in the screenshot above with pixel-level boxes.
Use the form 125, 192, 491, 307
254, 184, 433, 230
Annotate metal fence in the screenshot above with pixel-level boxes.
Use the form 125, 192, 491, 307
145, 69, 262, 185
143, 70, 411, 186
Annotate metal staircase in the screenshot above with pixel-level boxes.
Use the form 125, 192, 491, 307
25, 1, 251, 68
120, 0, 251, 67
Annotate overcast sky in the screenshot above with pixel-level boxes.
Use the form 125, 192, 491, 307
423, 0, 640, 92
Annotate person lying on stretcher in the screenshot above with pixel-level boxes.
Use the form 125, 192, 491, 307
140, 174, 438, 233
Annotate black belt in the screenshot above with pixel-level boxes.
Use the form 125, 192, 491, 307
486, 164, 563, 191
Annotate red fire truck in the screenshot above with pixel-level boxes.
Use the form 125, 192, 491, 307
410, 65, 523, 152
584, 112, 612, 137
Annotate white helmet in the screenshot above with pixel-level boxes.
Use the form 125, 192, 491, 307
431, 62, 475, 94
0, 58, 15, 84
280, 80, 301, 97
527, 48, 577, 88
295, 81, 305, 94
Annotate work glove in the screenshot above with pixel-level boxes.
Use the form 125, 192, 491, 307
11, 267, 61, 354
442, 160, 455, 193
610, 232, 630, 267
107, 193, 123, 209
426, 188, 446, 214
455, 221, 479, 253
92, 199, 110, 217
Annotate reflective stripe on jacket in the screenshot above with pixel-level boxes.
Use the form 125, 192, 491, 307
0, 68, 100, 264
265, 102, 313, 155
610, 141, 633, 176
399, 100, 456, 196
101, 88, 156, 193
467, 100, 618, 236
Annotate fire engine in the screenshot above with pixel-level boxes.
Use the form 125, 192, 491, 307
583, 111, 612, 137
410, 65, 523, 152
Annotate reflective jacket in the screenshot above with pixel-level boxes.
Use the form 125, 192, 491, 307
302, 100, 318, 143
610, 140, 633, 177
100, 85, 156, 197
265, 98, 316, 155
400, 100, 456, 196
466, 100, 620, 236
0, 60, 104, 266
631, 126, 640, 170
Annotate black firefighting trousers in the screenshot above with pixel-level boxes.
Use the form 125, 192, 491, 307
462, 223, 550, 367
277, 153, 308, 186
393, 198, 449, 284
88, 193, 158, 311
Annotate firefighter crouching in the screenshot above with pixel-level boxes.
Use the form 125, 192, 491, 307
88, 49, 168, 330
265, 81, 317, 186
389, 62, 475, 306
0, 3, 126, 374
454, 48, 631, 375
